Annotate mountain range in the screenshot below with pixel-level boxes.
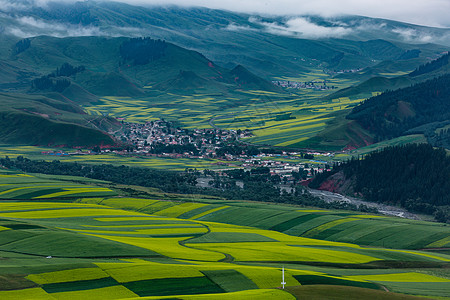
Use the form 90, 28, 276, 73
0, 0, 448, 148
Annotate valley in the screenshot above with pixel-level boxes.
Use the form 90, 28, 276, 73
0, 1, 449, 299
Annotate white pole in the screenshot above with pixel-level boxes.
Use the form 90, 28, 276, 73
281, 266, 286, 289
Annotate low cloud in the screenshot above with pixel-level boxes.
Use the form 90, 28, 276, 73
224, 23, 257, 32
7, 16, 103, 37
4, 15, 149, 38
250, 17, 353, 39
0, 0, 30, 12
392, 28, 434, 43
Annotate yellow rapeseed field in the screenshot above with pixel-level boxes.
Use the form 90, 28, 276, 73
27, 268, 109, 284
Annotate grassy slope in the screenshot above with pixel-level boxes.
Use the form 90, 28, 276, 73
0, 93, 116, 146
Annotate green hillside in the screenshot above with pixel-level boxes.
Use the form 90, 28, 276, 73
1, 36, 283, 99
3, 1, 448, 77
0, 93, 118, 146
329, 52, 450, 100
347, 74, 450, 141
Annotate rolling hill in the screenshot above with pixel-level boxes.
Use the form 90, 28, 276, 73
0, 35, 283, 99
1, 2, 448, 78
0, 92, 118, 146
346, 73, 450, 142
0, 2, 448, 149
328, 52, 450, 100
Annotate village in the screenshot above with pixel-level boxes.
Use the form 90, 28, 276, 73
43, 119, 334, 182
272, 79, 338, 90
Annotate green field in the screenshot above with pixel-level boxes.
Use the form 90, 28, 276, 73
0, 145, 242, 171
0, 169, 449, 299
1, 200, 449, 299
0, 171, 116, 199
83, 198, 450, 251
80, 72, 363, 149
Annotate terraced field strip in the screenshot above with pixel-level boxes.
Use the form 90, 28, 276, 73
95, 262, 205, 282
154, 203, 209, 218
48, 285, 137, 299
0, 207, 148, 219
187, 242, 380, 264
65, 226, 208, 236
201, 269, 259, 292
85, 234, 225, 261
347, 272, 450, 283
426, 236, 450, 248
190, 206, 230, 220
302, 217, 362, 238
293, 274, 380, 290
27, 268, 110, 284
122, 276, 225, 297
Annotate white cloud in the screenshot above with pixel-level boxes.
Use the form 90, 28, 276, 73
0, 0, 29, 12
224, 23, 257, 32
8, 16, 104, 37
250, 17, 353, 38
392, 28, 434, 43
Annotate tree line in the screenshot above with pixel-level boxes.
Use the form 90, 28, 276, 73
0, 156, 376, 213
310, 144, 450, 222
409, 52, 449, 77
120, 37, 167, 66
30, 63, 85, 92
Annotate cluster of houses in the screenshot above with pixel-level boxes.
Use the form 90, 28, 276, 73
272, 80, 337, 91
42, 119, 335, 181
113, 120, 253, 157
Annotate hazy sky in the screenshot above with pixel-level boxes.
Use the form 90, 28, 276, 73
106, 0, 450, 27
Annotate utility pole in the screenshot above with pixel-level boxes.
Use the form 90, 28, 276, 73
281, 266, 286, 289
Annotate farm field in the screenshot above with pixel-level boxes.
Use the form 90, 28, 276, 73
0, 198, 449, 299
0, 169, 448, 299
0, 145, 241, 171
83, 198, 450, 251
0, 170, 116, 199
81, 74, 363, 148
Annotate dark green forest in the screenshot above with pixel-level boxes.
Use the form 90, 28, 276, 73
30, 63, 85, 92
120, 37, 167, 66
310, 144, 450, 222
409, 52, 449, 77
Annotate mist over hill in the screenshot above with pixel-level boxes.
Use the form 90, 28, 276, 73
0, 0, 449, 149
1, 1, 449, 78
